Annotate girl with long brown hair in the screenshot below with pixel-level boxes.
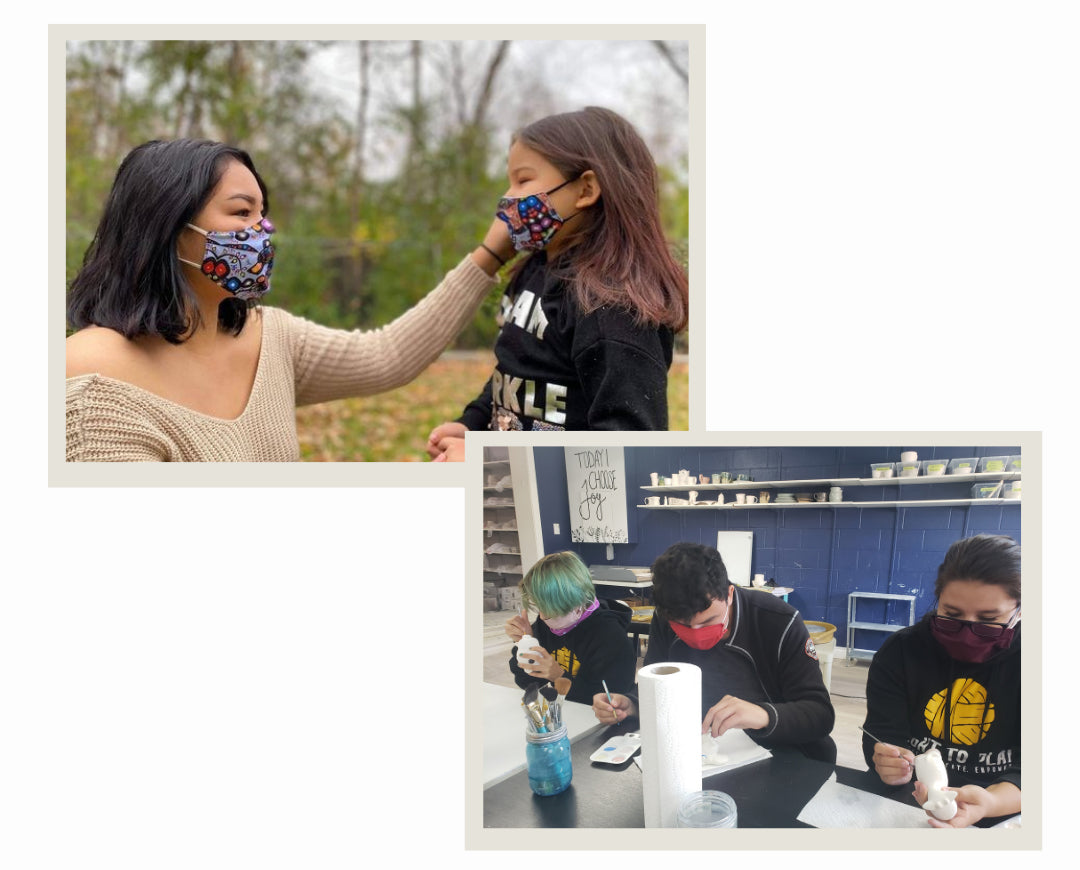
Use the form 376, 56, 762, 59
427, 106, 688, 458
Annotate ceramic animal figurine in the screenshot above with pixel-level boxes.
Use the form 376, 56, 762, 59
914, 748, 958, 820
517, 635, 540, 663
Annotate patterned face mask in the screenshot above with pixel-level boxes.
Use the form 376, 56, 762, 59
495, 178, 578, 252
180, 218, 276, 300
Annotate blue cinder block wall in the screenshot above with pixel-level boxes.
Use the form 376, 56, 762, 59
533, 445, 1021, 652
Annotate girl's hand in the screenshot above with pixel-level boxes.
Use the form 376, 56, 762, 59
432, 436, 465, 463
504, 608, 531, 642
516, 645, 563, 682
701, 695, 769, 738
427, 422, 466, 459
913, 782, 992, 828
872, 742, 915, 785
592, 692, 634, 725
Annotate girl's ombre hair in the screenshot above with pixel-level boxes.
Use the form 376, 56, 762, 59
514, 106, 689, 332
520, 551, 597, 617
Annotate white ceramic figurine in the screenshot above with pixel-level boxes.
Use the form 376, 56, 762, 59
517, 635, 540, 662
914, 748, 958, 821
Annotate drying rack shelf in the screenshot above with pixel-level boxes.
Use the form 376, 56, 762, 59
638, 498, 1020, 510
640, 471, 1020, 493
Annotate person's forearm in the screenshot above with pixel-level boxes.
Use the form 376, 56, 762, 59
469, 246, 504, 276
985, 781, 1021, 818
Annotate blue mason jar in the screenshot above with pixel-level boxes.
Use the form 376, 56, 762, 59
525, 724, 572, 796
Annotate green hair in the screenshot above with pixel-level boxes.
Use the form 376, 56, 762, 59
520, 551, 596, 617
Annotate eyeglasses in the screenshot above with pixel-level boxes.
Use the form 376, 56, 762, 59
931, 608, 1018, 638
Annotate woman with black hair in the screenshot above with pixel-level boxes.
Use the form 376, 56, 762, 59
863, 534, 1021, 827
65, 138, 513, 461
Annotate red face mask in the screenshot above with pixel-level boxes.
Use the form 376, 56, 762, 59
670, 619, 728, 650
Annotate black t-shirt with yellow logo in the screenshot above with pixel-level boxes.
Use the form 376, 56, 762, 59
863, 617, 1021, 790
508, 600, 636, 706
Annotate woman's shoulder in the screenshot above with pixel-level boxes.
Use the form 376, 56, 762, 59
66, 326, 145, 380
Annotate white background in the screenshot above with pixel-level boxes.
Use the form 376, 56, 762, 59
9, 2, 1077, 866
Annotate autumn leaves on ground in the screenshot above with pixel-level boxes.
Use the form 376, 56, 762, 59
295, 353, 690, 462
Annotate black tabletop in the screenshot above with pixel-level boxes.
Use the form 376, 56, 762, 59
484, 723, 1018, 828
484, 721, 836, 828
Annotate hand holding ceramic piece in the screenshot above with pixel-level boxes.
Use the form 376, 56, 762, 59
914, 748, 958, 821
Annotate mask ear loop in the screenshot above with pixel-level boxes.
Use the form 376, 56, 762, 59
546, 174, 589, 224
177, 224, 210, 271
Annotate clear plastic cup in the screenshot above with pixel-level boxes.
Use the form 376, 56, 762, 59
677, 790, 737, 827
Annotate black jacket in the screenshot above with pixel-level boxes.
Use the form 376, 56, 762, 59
631, 586, 837, 762
863, 616, 1021, 791
458, 252, 673, 431
509, 599, 636, 706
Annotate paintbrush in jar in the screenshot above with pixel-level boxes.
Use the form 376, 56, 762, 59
523, 683, 548, 733
539, 685, 559, 728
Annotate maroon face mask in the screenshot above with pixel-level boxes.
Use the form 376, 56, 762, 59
930, 614, 1018, 663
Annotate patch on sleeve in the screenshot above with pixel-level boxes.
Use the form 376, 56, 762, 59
805, 637, 819, 661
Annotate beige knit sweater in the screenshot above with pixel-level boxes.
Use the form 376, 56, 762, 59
66, 256, 496, 461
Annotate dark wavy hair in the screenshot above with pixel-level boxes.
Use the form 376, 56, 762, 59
934, 535, 1021, 603
651, 542, 731, 623
67, 139, 270, 344
514, 106, 689, 332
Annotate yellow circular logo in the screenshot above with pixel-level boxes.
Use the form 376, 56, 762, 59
923, 678, 995, 745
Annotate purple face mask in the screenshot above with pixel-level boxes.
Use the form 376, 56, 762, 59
542, 597, 600, 636
180, 218, 276, 300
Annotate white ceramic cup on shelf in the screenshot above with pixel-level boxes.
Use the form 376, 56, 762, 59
735, 493, 746, 504
649, 472, 659, 486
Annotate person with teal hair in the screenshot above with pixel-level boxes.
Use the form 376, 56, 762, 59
505, 551, 636, 705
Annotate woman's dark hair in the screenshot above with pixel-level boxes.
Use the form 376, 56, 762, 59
513, 106, 689, 332
650, 542, 730, 623
934, 534, 1021, 603
67, 139, 270, 343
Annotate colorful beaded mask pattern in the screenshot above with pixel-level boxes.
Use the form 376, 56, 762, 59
191, 218, 276, 300
495, 192, 567, 252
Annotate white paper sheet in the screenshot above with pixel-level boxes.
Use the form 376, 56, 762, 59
633, 728, 772, 777
700, 729, 773, 775
797, 774, 935, 828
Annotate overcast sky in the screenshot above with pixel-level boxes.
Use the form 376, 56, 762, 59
308, 39, 690, 180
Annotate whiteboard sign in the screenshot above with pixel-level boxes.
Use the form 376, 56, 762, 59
564, 447, 630, 543
716, 531, 754, 586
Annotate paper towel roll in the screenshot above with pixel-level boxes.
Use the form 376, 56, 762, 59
638, 661, 702, 828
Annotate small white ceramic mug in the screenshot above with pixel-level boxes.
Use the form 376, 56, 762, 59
735, 493, 746, 504
746, 495, 758, 504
